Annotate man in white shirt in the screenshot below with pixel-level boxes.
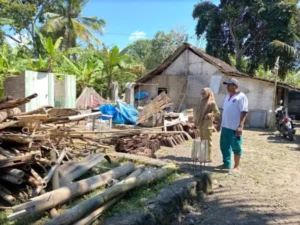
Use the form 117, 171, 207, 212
219, 78, 248, 172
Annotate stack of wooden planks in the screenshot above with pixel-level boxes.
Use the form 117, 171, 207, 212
137, 92, 173, 124
0, 94, 111, 207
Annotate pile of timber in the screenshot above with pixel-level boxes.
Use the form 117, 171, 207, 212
0, 94, 113, 208
7, 154, 178, 225
0, 95, 190, 224
167, 122, 198, 139
137, 92, 172, 124
116, 135, 160, 158
108, 123, 197, 158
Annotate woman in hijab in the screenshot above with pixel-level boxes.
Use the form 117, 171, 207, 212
194, 88, 220, 162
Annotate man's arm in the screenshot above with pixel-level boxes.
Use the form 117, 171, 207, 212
236, 112, 248, 136
236, 94, 249, 136
239, 112, 248, 127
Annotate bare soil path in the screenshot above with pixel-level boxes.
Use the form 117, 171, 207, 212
156, 129, 300, 225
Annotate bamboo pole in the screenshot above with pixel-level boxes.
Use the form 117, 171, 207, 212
23, 175, 42, 187
0, 189, 16, 205
4, 168, 25, 178
59, 154, 111, 186
0, 184, 16, 205
0, 174, 22, 184
9, 163, 135, 220
50, 150, 59, 218
107, 151, 169, 167
45, 163, 177, 225
73, 167, 145, 225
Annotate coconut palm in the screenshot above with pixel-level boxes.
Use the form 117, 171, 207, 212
270, 40, 299, 58
43, 0, 105, 49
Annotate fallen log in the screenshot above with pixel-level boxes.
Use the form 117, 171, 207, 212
59, 154, 111, 187
0, 93, 38, 110
75, 195, 123, 225
73, 167, 145, 225
8, 162, 134, 220
45, 163, 177, 225
107, 151, 169, 167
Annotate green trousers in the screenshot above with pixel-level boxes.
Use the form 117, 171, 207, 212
220, 127, 243, 168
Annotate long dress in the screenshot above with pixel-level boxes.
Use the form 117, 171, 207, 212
197, 102, 220, 161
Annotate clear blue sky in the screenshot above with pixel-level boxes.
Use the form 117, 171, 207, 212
83, 0, 219, 49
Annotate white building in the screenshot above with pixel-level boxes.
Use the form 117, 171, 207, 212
135, 43, 300, 128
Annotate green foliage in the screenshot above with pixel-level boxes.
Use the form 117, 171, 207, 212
62, 54, 103, 89
193, 0, 300, 77
100, 45, 136, 97
254, 64, 274, 79
27, 27, 63, 72
284, 70, 300, 86
123, 29, 188, 71
0, 0, 37, 32
43, 0, 106, 49
0, 43, 26, 88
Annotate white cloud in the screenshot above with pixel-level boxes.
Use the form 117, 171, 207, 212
129, 31, 146, 41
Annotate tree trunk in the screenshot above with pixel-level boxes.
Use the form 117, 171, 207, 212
236, 52, 242, 71
9, 163, 134, 220
106, 73, 112, 99
45, 164, 177, 225
73, 167, 145, 225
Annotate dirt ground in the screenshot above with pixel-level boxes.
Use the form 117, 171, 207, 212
156, 129, 300, 225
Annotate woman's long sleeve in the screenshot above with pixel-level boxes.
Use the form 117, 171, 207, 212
206, 103, 220, 120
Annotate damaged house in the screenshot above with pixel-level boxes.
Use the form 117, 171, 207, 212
136, 43, 300, 128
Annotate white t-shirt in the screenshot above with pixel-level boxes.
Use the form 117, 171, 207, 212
221, 92, 249, 130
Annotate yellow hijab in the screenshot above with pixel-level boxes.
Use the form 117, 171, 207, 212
195, 88, 215, 128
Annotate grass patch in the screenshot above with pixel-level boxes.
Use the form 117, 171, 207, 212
98, 172, 188, 223
0, 160, 188, 225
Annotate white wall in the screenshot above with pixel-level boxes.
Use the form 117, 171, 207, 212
140, 49, 275, 127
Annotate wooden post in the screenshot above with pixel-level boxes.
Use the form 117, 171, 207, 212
271, 56, 280, 129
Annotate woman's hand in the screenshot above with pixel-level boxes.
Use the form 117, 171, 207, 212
204, 114, 211, 119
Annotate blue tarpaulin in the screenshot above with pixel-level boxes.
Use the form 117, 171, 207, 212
135, 92, 148, 100
99, 101, 139, 125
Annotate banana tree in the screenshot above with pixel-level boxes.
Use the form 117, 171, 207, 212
27, 28, 63, 72
99, 45, 131, 98
63, 55, 103, 89
0, 43, 25, 96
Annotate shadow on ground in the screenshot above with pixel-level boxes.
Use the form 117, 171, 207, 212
175, 186, 300, 225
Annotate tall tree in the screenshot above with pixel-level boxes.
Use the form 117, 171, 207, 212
99, 45, 129, 98
123, 29, 188, 71
193, 0, 300, 78
43, 0, 106, 49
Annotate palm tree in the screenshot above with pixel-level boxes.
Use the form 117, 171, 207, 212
270, 40, 299, 79
99, 45, 130, 98
63, 55, 103, 89
27, 28, 63, 72
43, 0, 105, 49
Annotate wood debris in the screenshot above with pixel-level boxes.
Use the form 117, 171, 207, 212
137, 92, 172, 124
